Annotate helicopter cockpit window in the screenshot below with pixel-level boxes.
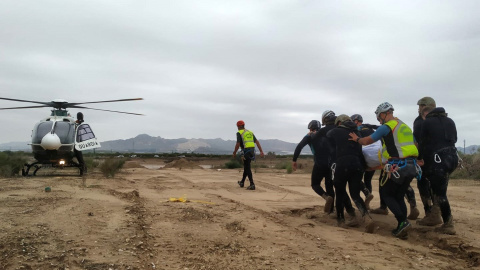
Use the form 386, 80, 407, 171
55, 122, 75, 144
31, 122, 53, 144
76, 124, 96, 142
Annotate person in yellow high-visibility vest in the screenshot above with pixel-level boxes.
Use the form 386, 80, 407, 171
233, 120, 265, 190
349, 102, 420, 239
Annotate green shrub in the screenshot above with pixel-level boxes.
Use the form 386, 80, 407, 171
450, 152, 480, 180
285, 163, 293, 174
274, 161, 289, 170
99, 158, 125, 177
225, 159, 242, 169
0, 152, 28, 177
84, 157, 100, 171
274, 161, 293, 174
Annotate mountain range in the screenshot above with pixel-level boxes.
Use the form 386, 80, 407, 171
1, 134, 478, 155
0, 134, 303, 155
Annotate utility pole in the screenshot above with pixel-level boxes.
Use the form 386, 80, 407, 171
464, 140, 466, 154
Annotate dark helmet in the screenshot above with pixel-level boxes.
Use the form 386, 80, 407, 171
321, 110, 336, 125
308, 120, 321, 131
334, 114, 351, 126
76, 112, 84, 123
417, 97, 436, 107
350, 114, 363, 122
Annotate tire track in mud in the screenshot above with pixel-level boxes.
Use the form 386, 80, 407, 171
105, 188, 158, 269
155, 171, 480, 269
185, 174, 479, 268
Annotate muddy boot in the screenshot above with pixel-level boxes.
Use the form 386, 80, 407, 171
322, 194, 334, 213
417, 205, 443, 226
327, 210, 337, 219
364, 193, 374, 210
237, 181, 244, 188
337, 218, 346, 228
364, 215, 375, 234
435, 216, 456, 235
407, 205, 420, 220
346, 211, 359, 227
370, 207, 388, 215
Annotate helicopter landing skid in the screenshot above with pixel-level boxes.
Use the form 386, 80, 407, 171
22, 161, 85, 176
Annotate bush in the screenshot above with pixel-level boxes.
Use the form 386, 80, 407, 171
0, 152, 28, 177
225, 159, 242, 169
84, 157, 100, 171
274, 161, 293, 174
450, 152, 480, 180
99, 158, 125, 177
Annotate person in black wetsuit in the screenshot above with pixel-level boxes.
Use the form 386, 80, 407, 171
414, 97, 443, 226
418, 106, 458, 234
309, 110, 344, 216
327, 114, 374, 232
74, 112, 86, 175
233, 120, 265, 190
292, 120, 334, 213
351, 114, 377, 209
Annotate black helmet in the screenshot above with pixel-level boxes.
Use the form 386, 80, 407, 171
308, 120, 321, 131
76, 112, 84, 123
321, 110, 336, 125
350, 114, 363, 122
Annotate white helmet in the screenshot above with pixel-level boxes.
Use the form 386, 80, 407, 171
375, 102, 394, 118
321, 110, 336, 125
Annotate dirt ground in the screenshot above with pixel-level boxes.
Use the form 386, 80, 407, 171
1, 157, 479, 270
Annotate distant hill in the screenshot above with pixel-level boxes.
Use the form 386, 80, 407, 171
0, 141, 31, 151
460, 145, 479, 155
97, 134, 302, 155
2, 135, 477, 156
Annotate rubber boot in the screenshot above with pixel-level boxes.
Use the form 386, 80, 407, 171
407, 204, 420, 220
346, 210, 359, 227
321, 194, 334, 213
435, 215, 456, 235
417, 205, 443, 226
364, 192, 374, 210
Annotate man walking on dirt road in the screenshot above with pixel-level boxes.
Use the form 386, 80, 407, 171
233, 120, 265, 190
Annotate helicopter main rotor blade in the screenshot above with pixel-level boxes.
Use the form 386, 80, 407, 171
70, 105, 144, 116
0, 105, 51, 110
0, 97, 51, 106
68, 98, 143, 106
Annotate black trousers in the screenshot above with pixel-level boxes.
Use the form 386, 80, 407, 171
241, 150, 255, 185
423, 149, 458, 222
312, 164, 335, 210
363, 170, 375, 193
380, 163, 416, 224
333, 158, 367, 219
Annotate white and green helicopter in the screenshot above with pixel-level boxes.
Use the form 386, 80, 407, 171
0, 97, 143, 176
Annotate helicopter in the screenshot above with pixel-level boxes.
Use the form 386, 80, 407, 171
0, 97, 143, 176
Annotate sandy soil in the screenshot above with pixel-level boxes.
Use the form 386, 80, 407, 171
1, 158, 479, 270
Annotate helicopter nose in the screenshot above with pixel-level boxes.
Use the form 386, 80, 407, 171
41, 133, 62, 150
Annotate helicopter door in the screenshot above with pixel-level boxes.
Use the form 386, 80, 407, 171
75, 124, 101, 151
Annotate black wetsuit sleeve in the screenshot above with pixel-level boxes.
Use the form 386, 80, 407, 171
236, 132, 244, 149
293, 135, 310, 162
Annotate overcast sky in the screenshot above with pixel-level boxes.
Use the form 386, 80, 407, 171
1, 1, 479, 148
